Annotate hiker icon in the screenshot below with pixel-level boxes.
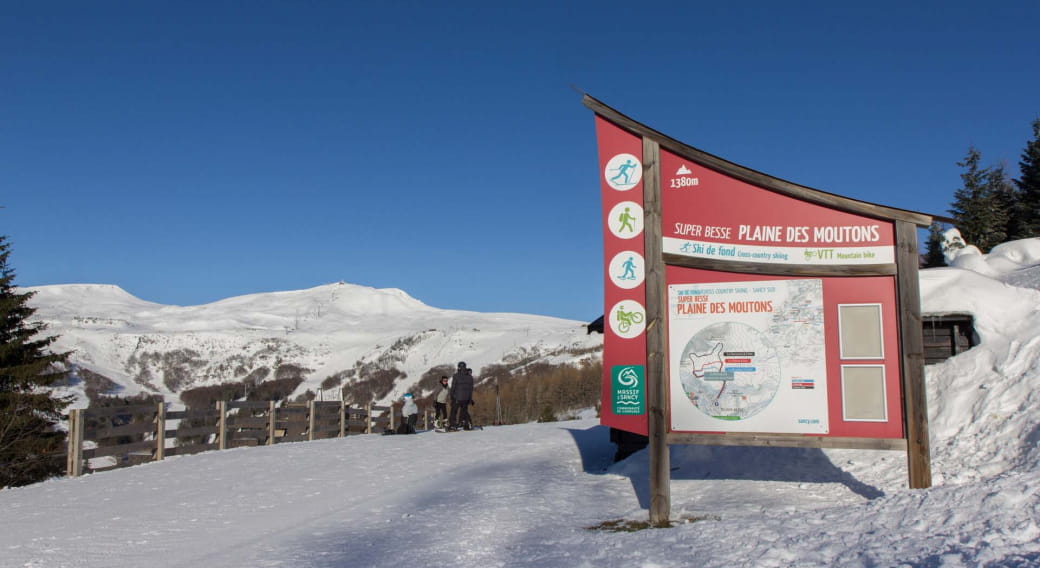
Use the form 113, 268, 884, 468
608, 201, 642, 239
618, 207, 636, 233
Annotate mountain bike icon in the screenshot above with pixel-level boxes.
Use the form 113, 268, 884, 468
615, 307, 644, 333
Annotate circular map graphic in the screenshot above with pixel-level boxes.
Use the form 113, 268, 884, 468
678, 322, 781, 421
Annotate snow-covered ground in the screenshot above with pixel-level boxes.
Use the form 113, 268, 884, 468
3, 236, 1040, 568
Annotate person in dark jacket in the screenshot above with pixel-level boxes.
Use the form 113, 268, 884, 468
449, 362, 475, 431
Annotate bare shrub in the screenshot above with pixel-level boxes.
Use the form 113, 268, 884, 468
341, 367, 404, 405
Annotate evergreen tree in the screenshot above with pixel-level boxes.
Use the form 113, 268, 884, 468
0, 235, 70, 488
921, 223, 946, 268
949, 146, 1007, 252
984, 164, 1012, 247
1013, 118, 1040, 238
992, 162, 1023, 241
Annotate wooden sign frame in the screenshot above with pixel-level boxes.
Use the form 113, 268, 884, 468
585, 95, 932, 524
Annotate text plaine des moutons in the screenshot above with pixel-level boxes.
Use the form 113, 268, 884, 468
673, 223, 883, 244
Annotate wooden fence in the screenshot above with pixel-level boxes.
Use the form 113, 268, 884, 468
66, 400, 433, 477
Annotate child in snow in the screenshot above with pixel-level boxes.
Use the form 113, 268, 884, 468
399, 392, 419, 434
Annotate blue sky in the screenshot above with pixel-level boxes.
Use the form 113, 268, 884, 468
3, 1, 1038, 321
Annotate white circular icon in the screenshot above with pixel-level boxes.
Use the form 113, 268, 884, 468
604, 153, 642, 191
609, 251, 645, 290
607, 201, 643, 239
608, 300, 646, 339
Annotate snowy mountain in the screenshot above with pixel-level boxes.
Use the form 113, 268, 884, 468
3, 237, 1040, 567
24, 281, 602, 408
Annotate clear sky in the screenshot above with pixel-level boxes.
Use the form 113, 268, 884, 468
3, 1, 1038, 321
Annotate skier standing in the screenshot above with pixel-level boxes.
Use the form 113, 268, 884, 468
434, 376, 450, 429
449, 362, 474, 431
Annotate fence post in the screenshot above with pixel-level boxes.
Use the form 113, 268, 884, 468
155, 402, 165, 461
67, 408, 84, 477
268, 401, 276, 445
217, 401, 227, 450
365, 402, 372, 434
423, 408, 429, 430
389, 403, 396, 433
307, 400, 316, 441
339, 400, 346, 438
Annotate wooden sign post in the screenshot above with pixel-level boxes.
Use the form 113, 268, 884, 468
588, 95, 933, 523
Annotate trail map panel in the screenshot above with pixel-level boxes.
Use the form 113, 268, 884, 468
669, 279, 828, 434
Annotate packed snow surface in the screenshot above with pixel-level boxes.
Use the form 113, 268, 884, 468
3, 238, 1040, 567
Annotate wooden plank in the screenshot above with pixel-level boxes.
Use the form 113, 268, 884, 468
86, 440, 155, 458
84, 421, 156, 440
169, 425, 217, 438
227, 401, 272, 410
217, 401, 227, 451
155, 402, 165, 461
166, 443, 218, 456
896, 220, 932, 488
663, 253, 897, 277
268, 401, 276, 446
311, 407, 341, 418
308, 400, 316, 442
309, 430, 338, 440
667, 432, 907, 451
582, 94, 933, 227
67, 409, 84, 477
227, 417, 270, 429
312, 401, 341, 409
84, 404, 157, 419
166, 409, 220, 420
642, 137, 671, 525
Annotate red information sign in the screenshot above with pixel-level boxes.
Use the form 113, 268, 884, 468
596, 116, 648, 436
588, 93, 932, 499
595, 119, 906, 440
660, 149, 895, 266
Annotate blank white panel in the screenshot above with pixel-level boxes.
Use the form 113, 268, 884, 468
839, 304, 884, 359
841, 365, 887, 422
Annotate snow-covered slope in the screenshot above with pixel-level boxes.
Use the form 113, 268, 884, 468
3, 239, 1040, 567
25, 281, 601, 407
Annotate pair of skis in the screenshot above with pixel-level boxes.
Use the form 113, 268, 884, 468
433, 425, 483, 433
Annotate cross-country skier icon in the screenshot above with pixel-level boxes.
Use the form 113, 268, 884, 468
609, 159, 637, 186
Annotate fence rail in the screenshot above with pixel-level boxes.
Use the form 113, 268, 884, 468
65, 400, 433, 477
